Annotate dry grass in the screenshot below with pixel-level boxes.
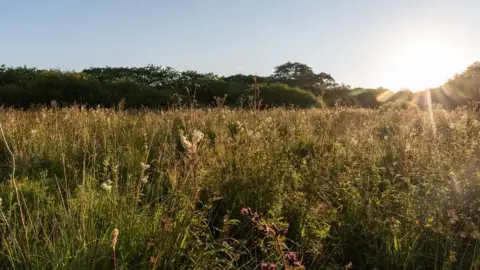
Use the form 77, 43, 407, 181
0, 106, 479, 269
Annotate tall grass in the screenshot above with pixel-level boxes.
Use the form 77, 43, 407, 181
0, 105, 479, 269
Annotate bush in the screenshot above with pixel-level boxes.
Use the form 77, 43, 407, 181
124, 86, 175, 109
249, 83, 320, 108
25, 71, 106, 107
322, 89, 359, 107
0, 84, 32, 107
193, 80, 248, 106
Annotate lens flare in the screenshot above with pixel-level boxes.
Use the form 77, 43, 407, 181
376, 90, 395, 103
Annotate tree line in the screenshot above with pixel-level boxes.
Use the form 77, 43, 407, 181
0, 61, 479, 109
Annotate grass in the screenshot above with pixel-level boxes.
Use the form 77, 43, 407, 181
0, 105, 479, 269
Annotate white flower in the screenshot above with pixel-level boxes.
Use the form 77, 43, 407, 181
140, 162, 150, 171
107, 180, 113, 185
191, 130, 204, 145
405, 143, 411, 152
31, 129, 38, 134
247, 129, 254, 136
180, 135, 194, 153
100, 182, 112, 191
141, 176, 148, 184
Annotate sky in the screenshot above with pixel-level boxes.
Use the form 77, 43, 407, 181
1, 0, 479, 91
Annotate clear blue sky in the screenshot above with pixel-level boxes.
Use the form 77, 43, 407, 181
1, 0, 479, 91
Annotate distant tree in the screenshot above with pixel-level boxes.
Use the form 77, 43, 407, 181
272, 62, 335, 96
223, 74, 272, 85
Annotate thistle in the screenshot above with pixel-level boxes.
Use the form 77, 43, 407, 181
101, 182, 112, 191
140, 162, 150, 171
180, 130, 204, 154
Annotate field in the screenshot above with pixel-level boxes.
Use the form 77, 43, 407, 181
0, 106, 480, 269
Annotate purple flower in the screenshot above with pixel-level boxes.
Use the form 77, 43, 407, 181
262, 224, 270, 235
240, 208, 249, 216
260, 262, 276, 270
287, 252, 297, 262
286, 252, 302, 267
278, 227, 288, 236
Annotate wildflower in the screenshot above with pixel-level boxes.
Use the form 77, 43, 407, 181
150, 256, 159, 265
287, 252, 297, 262
471, 230, 480, 240
240, 208, 249, 216
31, 129, 38, 134
260, 263, 276, 270
101, 182, 112, 191
191, 130, 204, 145
107, 180, 113, 185
140, 162, 150, 171
262, 224, 270, 235
286, 252, 302, 268
162, 217, 173, 232
141, 176, 148, 184
278, 227, 288, 236
180, 135, 194, 153
247, 129, 254, 136
405, 143, 411, 152
449, 252, 457, 262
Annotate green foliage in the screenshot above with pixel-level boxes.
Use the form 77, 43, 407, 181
0, 107, 480, 269
250, 83, 320, 108
273, 62, 336, 95
2, 61, 480, 109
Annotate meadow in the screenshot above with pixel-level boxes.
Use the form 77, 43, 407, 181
0, 105, 480, 269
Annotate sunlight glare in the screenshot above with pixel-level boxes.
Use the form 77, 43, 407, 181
379, 38, 466, 92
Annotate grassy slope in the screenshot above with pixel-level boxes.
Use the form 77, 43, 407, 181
0, 106, 479, 269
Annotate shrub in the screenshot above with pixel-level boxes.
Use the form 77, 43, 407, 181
322, 89, 359, 107
0, 84, 32, 107
248, 83, 320, 108
194, 80, 248, 106
25, 71, 105, 107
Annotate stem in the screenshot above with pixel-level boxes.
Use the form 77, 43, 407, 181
113, 247, 117, 270
0, 122, 27, 241
274, 236, 288, 269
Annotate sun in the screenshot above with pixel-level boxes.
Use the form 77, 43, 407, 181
379, 38, 466, 92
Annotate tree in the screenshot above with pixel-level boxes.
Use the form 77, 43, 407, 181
272, 62, 335, 96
